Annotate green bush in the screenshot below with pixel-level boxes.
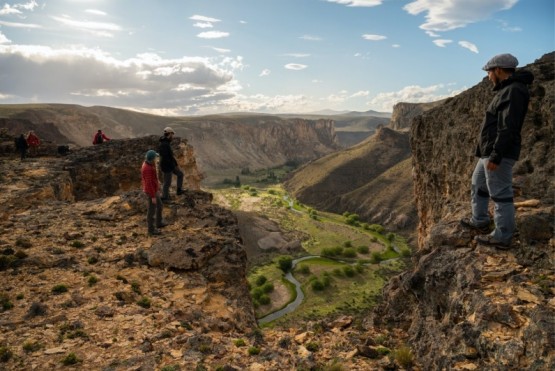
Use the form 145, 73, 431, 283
255, 275, 267, 286
22, 341, 42, 353
137, 297, 151, 308
70, 241, 85, 249
332, 268, 344, 277
369, 224, 385, 234
343, 266, 356, 277
258, 294, 271, 305
0, 346, 12, 362
386, 232, 396, 241
306, 342, 319, 352
130, 281, 141, 294
0, 293, 13, 311
370, 251, 383, 264
61, 352, 81, 365
311, 279, 325, 291
248, 346, 261, 355
357, 245, 370, 254
342, 248, 357, 258
88, 275, 98, 287
277, 256, 293, 272
297, 264, 310, 274
394, 346, 414, 368
261, 282, 274, 293
251, 287, 263, 300
87, 256, 98, 264
51, 284, 68, 294
233, 339, 246, 347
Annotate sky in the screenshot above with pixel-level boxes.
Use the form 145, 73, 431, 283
0, 0, 553, 116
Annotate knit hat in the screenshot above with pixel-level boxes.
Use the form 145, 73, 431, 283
163, 127, 174, 134
145, 150, 159, 162
482, 53, 518, 71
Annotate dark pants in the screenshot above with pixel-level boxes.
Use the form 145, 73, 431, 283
146, 194, 163, 232
162, 167, 184, 198
19, 148, 27, 160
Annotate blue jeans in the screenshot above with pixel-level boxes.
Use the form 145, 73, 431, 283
470, 158, 516, 243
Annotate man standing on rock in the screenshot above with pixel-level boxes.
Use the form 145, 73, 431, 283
158, 127, 184, 201
142, 150, 167, 236
461, 53, 534, 249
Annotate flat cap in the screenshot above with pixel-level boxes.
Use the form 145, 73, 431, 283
482, 53, 518, 71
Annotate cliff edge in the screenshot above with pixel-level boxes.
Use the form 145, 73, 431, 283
375, 53, 554, 369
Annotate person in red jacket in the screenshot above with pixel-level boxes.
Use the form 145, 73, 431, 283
92, 129, 110, 145
26, 131, 40, 156
141, 150, 167, 235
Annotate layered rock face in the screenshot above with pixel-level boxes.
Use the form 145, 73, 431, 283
388, 100, 444, 131
376, 53, 554, 369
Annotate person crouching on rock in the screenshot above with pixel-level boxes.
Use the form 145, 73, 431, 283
141, 150, 168, 236
93, 129, 110, 145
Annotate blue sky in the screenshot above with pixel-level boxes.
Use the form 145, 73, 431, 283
0, 0, 552, 115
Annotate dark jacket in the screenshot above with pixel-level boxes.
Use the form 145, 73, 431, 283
15, 135, 29, 151
475, 70, 534, 164
158, 136, 178, 173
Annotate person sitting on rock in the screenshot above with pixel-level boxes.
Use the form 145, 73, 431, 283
15, 134, 29, 160
26, 131, 40, 156
93, 129, 110, 145
158, 127, 184, 201
141, 150, 168, 236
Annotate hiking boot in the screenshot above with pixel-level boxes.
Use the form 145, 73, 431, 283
475, 234, 511, 249
148, 229, 162, 236
176, 189, 184, 196
460, 218, 490, 233
156, 222, 168, 229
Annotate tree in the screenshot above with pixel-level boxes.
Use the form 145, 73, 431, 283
277, 256, 293, 272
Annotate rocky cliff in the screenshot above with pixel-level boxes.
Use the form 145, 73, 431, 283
375, 53, 554, 369
284, 126, 414, 232
389, 100, 444, 131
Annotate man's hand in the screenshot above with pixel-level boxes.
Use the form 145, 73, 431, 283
486, 160, 498, 171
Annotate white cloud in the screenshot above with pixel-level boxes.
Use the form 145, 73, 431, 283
404, 0, 518, 32
0, 20, 41, 28
189, 15, 221, 23
0, 44, 244, 114
0, 4, 21, 15
369, 83, 465, 111
284, 63, 307, 70
327, 0, 383, 7
392, 44, 400, 48
433, 39, 452, 47
206, 46, 231, 53
259, 69, 270, 77
194, 22, 213, 29
425, 30, 440, 37
351, 90, 369, 98
197, 31, 229, 39
362, 34, 387, 41
283, 53, 310, 58
458, 40, 479, 53
52, 16, 122, 37
0, 32, 11, 44
300, 35, 322, 41
16, 0, 38, 11
85, 9, 107, 16
497, 19, 522, 32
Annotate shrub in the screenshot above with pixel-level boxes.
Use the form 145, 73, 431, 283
258, 294, 271, 305
321, 275, 331, 288
370, 252, 383, 264
248, 346, 260, 355
255, 275, 267, 286
87, 256, 98, 264
15, 238, 32, 248
233, 339, 246, 347
343, 266, 356, 277
137, 297, 151, 308
88, 275, 98, 287
22, 341, 42, 353
357, 245, 369, 254
14, 250, 28, 259
355, 262, 365, 273
61, 352, 81, 365
306, 342, 319, 352
343, 241, 352, 248
70, 241, 85, 249
400, 248, 412, 257
130, 281, 141, 294
342, 248, 357, 258
311, 279, 325, 291
386, 232, 396, 241
277, 256, 293, 272
332, 268, 344, 277
0, 346, 12, 362
261, 282, 274, 293
297, 264, 310, 274
0, 294, 13, 311
251, 287, 263, 300
394, 346, 414, 368
16, 294, 24, 300
51, 284, 68, 294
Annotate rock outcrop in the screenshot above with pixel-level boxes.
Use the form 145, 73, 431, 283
389, 100, 444, 131
375, 52, 554, 370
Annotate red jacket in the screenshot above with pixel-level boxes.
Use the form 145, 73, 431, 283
141, 161, 159, 198
93, 132, 110, 145
27, 133, 40, 147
